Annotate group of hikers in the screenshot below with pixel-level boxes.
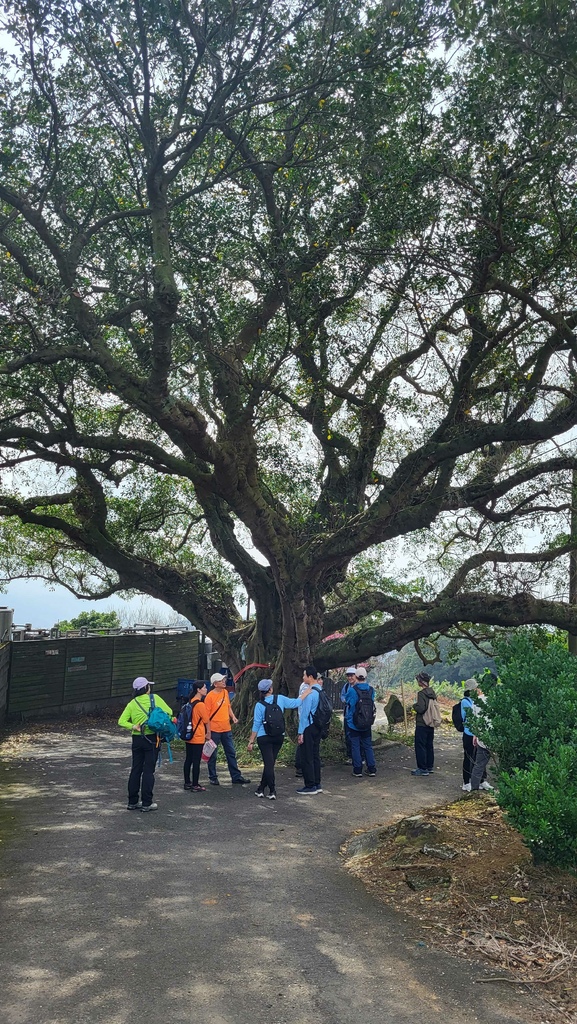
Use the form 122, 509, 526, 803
118, 664, 493, 811
410, 671, 494, 792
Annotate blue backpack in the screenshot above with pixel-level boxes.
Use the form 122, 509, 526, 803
135, 694, 177, 763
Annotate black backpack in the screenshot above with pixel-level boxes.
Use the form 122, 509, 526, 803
262, 696, 285, 738
311, 685, 333, 739
352, 685, 376, 730
451, 701, 465, 733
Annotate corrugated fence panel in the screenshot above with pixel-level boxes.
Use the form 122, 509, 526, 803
63, 637, 115, 703
0, 642, 11, 725
111, 635, 154, 697
8, 640, 66, 713
152, 633, 198, 688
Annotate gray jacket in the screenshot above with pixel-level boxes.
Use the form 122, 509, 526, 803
413, 686, 437, 728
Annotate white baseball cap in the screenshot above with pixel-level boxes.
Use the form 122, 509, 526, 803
210, 672, 226, 684
355, 667, 367, 679
345, 666, 357, 675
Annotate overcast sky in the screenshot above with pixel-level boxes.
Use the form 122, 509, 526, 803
1, 578, 180, 629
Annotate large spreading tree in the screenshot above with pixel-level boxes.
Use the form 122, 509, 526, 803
1, 0, 577, 697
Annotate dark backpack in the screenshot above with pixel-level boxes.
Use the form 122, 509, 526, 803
261, 696, 285, 738
176, 701, 193, 740
311, 685, 333, 739
451, 701, 465, 733
176, 700, 203, 742
352, 685, 376, 730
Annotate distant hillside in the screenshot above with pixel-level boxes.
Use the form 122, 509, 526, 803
373, 638, 496, 688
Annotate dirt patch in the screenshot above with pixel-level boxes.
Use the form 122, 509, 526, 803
0, 708, 121, 756
343, 795, 577, 1024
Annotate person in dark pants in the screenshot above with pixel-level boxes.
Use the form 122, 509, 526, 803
296, 666, 324, 795
340, 667, 357, 761
118, 676, 174, 811
183, 681, 211, 792
460, 683, 476, 792
247, 678, 312, 799
411, 671, 437, 777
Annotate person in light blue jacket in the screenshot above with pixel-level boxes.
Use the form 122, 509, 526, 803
247, 679, 312, 799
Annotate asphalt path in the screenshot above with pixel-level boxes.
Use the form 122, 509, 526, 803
0, 728, 543, 1024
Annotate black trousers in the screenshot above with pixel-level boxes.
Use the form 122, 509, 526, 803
301, 723, 322, 788
414, 725, 434, 771
257, 735, 284, 794
462, 732, 476, 784
128, 734, 159, 806
183, 743, 203, 786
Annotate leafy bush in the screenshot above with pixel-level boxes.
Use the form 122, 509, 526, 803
478, 634, 577, 868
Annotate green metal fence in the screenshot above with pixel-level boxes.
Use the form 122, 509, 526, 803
6, 630, 199, 716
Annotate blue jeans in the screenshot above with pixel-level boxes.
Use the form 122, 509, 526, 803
208, 730, 242, 782
349, 729, 375, 773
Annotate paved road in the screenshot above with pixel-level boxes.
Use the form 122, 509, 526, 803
0, 729, 542, 1024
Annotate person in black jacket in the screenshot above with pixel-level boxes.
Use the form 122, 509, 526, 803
411, 671, 437, 777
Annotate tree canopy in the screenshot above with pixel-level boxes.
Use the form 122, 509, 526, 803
57, 610, 121, 632
1, 0, 577, 694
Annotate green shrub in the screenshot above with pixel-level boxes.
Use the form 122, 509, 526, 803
497, 744, 577, 867
478, 633, 577, 869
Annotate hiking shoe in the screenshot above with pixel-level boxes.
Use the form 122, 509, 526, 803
352, 771, 363, 778
140, 803, 158, 811
479, 781, 494, 791
411, 769, 429, 776
266, 792, 277, 800
365, 768, 377, 776
209, 779, 220, 786
255, 790, 264, 798
127, 802, 142, 810
192, 785, 206, 792
183, 783, 193, 790
296, 786, 318, 795
232, 776, 251, 785
461, 782, 472, 792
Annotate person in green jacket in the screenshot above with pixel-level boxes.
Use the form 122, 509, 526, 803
118, 676, 174, 811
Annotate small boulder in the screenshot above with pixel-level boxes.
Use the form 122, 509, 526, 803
384, 694, 405, 723
422, 843, 459, 861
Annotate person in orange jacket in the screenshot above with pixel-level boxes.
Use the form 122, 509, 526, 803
204, 672, 251, 786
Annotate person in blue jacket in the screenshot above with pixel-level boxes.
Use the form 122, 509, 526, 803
340, 666, 357, 760
344, 667, 377, 778
247, 678, 312, 799
460, 681, 476, 792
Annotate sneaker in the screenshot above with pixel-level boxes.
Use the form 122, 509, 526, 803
127, 802, 142, 810
314, 785, 323, 793
232, 776, 251, 785
209, 779, 220, 786
352, 771, 363, 778
140, 802, 158, 811
365, 768, 377, 776
192, 785, 206, 792
411, 769, 430, 776
183, 783, 193, 790
266, 793, 277, 800
296, 786, 318, 795
461, 782, 472, 792
345, 758, 353, 765
255, 790, 264, 798
479, 781, 494, 791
